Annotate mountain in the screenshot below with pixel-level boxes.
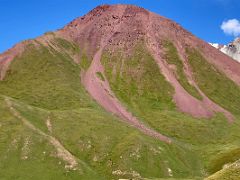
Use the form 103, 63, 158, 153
210, 37, 240, 62
0, 4, 240, 180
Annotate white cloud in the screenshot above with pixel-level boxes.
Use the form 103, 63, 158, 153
221, 19, 240, 36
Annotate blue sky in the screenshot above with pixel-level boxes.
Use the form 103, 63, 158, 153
0, 0, 240, 53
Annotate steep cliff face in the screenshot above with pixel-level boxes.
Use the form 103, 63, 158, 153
0, 4, 240, 180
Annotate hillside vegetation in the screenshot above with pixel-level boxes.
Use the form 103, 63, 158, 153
0, 35, 240, 180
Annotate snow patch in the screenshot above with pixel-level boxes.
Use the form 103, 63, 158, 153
210, 38, 240, 62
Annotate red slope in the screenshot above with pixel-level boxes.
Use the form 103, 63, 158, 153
81, 6, 171, 143
64, 4, 238, 121
146, 12, 234, 122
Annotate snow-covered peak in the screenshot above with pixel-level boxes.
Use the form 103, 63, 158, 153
209, 43, 221, 49
233, 37, 240, 43
210, 37, 240, 62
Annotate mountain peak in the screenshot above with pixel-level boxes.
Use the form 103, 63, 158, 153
60, 4, 191, 57
1, 5, 240, 179
90, 4, 148, 14
70, 4, 149, 23
233, 37, 240, 43
210, 37, 240, 62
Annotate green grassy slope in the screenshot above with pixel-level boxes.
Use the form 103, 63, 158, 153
0, 96, 100, 180
163, 41, 202, 100
187, 48, 240, 116
206, 160, 240, 180
101, 45, 175, 122
0, 38, 208, 179
101, 43, 240, 178
1, 37, 240, 179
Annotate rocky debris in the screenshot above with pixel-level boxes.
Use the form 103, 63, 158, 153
112, 169, 141, 178
167, 167, 173, 177
129, 147, 141, 159
46, 116, 52, 133
21, 136, 31, 160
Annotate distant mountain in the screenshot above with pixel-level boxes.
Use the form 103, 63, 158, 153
0, 4, 240, 180
210, 37, 240, 62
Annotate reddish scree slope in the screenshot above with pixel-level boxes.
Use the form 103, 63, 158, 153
58, 5, 240, 85
81, 6, 171, 143
1, 4, 240, 142
57, 4, 240, 121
